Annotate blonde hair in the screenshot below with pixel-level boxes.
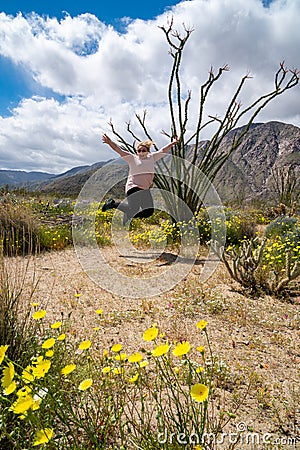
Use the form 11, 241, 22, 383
136, 140, 154, 151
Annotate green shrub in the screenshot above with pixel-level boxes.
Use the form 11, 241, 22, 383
39, 225, 71, 251
195, 208, 257, 246
265, 215, 299, 239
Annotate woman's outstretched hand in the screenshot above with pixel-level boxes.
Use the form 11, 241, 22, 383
102, 133, 111, 145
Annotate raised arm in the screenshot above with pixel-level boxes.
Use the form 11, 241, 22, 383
159, 137, 179, 154
153, 137, 179, 161
102, 134, 131, 158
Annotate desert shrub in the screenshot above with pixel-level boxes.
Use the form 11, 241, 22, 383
264, 215, 299, 239
223, 209, 257, 245
195, 208, 256, 246
72, 203, 114, 247
39, 224, 71, 250
125, 208, 257, 250
0, 196, 73, 255
260, 218, 300, 294
95, 209, 114, 246
213, 222, 300, 296
0, 199, 40, 255
249, 209, 269, 225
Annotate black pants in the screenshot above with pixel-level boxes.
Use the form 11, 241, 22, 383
115, 187, 154, 219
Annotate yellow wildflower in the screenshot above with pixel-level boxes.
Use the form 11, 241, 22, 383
4, 380, 17, 395
42, 338, 55, 349
111, 343, 122, 353
33, 428, 54, 446
196, 346, 205, 354
129, 373, 139, 383
115, 353, 127, 361
78, 378, 93, 391
151, 344, 170, 357
31, 302, 39, 307
0, 345, 9, 365
51, 321, 62, 329
22, 366, 35, 383
190, 384, 209, 402
32, 310, 46, 320
102, 366, 111, 374
57, 333, 66, 341
139, 361, 149, 368
172, 341, 191, 357
32, 359, 51, 379
2, 361, 14, 388
32, 356, 43, 365
95, 309, 103, 315
196, 320, 208, 330
113, 368, 124, 375
32, 400, 41, 411
78, 340, 92, 350
17, 386, 32, 397
128, 352, 143, 363
143, 327, 158, 342
45, 350, 54, 358
10, 394, 34, 414
61, 364, 76, 376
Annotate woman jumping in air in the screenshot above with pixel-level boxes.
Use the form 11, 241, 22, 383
101, 134, 178, 225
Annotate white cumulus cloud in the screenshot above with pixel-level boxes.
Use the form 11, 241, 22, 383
0, 0, 299, 173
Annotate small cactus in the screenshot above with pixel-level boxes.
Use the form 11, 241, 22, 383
212, 237, 266, 293
275, 254, 300, 294
212, 237, 299, 296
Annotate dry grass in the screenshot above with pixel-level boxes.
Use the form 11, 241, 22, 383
18, 245, 300, 443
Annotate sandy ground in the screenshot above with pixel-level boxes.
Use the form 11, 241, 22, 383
12, 245, 300, 445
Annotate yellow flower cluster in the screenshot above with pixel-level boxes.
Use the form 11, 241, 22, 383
263, 235, 300, 273
1, 306, 211, 447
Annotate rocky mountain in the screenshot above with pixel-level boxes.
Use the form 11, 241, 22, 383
2, 121, 299, 203
213, 121, 300, 203
28, 162, 112, 197
0, 169, 54, 186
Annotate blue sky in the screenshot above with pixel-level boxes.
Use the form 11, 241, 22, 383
0, 0, 181, 22
0, 0, 180, 117
0, 0, 299, 173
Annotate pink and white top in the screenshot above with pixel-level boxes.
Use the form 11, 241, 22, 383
123, 151, 166, 193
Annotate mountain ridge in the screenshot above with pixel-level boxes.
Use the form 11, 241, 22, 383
0, 169, 54, 186
1, 121, 299, 203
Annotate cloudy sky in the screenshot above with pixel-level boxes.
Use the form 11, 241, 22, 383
0, 0, 299, 174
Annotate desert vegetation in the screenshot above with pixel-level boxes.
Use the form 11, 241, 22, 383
1, 19, 299, 448
0, 191, 299, 449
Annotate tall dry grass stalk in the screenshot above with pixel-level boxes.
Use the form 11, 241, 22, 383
0, 245, 40, 364
0, 199, 40, 256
